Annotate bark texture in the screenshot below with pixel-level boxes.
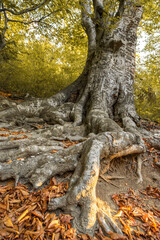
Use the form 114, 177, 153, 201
1, 0, 157, 237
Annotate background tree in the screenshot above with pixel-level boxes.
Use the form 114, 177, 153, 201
135, 0, 160, 122
0, 0, 87, 96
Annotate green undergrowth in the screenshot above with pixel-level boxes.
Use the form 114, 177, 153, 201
0, 39, 87, 98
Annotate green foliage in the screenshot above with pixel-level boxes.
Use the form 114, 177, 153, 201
135, 0, 160, 122
0, 36, 87, 97
135, 51, 160, 122
0, 0, 87, 97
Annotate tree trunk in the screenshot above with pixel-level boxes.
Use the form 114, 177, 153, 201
0, 1, 7, 51
70, 2, 143, 134
1, 0, 156, 237
0, 34, 6, 51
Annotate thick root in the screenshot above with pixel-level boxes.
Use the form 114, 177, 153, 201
97, 211, 123, 235
87, 110, 123, 133
48, 132, 145, 235
0, 133, 84, 188
0, 97, 150, 236
48, 137, 103, 235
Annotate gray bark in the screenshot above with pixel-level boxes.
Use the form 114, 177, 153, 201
0, 0, 155, 236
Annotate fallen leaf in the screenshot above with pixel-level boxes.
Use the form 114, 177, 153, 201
48, 219, 60, 228
54, 232, 60, 240
17, 209, 29, 222
6, 160, 12, 164
0, 203, 7, 210
31, 210, 44, 220
50, 150, 58, 153
108, 231, 127, 240
4, 217, 14, 228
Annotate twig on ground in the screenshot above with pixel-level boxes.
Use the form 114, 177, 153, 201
99, 175, 119, 188
137, 155, 143, 183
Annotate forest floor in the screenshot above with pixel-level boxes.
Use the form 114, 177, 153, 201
0, 90, 160, 240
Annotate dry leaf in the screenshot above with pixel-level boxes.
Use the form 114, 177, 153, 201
17, 209, 29, 222
50, 150, 58, 153
31, 210, 44, 220
0, 203, 7, 210
4, 217, 14, 228
48, 219, 60, 228
54, 232, 60, 240
108, 231, 127, 240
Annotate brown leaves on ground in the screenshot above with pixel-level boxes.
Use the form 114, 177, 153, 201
112, 187, 160, 240
50, 141, 80, 153
0, 128, 30, 141
0, 178, 99, 240
0, 90, 25, 102
0, 91, 11, 98
0, 178, 133, 240
95, 229, 127, 240
0, 178, 74, 240
62, 140, 79, 148
140, 186, 160, 200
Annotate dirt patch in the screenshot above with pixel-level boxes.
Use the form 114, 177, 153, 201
97, 152, 160, 210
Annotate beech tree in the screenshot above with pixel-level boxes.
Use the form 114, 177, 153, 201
0, 0, 159, 236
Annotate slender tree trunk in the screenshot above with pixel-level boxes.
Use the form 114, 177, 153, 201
0, 34, 6, 51
0, 1, 7, 51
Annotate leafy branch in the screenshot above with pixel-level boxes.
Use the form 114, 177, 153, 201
0, 0, 49, 15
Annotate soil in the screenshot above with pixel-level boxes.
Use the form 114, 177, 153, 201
97, 152, 160, 211
0, 91, 160, 238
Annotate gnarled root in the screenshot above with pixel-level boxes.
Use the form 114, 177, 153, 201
48, 136, 103, 235
0, 96, 148, 236
48, 132, 145, 235
0, 140, 84, 188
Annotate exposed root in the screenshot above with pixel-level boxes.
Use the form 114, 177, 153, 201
97, 211, 123, 235
42, 103, 74, 125
110, 145, 144, 160
87, 110, 123, 134
0, 95, 150, 236
0, 142, 83, 188
155, 162, 160, 168
48, 137, 103, 235
100, 157, 111, 175
99, 175, 119, 188
48, 132, 145, 235
146, 137, 160, 150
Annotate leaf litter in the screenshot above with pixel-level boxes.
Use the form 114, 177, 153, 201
1, 177, 159, 240
0, 178, 76, 240
0, 178, 100, 240
112, 187, 160, 240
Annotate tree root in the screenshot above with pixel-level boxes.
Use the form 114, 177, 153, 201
97, 211, 123, 235
48, 132, 145, 235
0, 142, 84, 188
0, 98, 150, 236
99, 175, 119, 188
